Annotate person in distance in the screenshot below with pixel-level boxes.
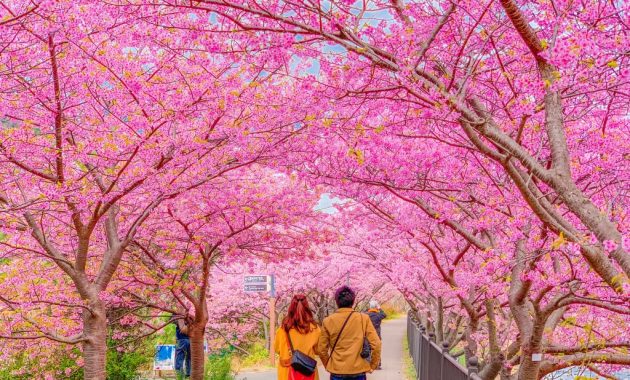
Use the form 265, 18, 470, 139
366, 300, 387, 370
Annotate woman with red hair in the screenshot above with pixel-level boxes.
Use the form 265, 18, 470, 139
274, 294, 322, 380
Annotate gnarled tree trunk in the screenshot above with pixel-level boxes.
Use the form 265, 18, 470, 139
82, 300, 108, 380
189, 323, 207, 380
478, 300, 504, 380
189, 292, 210, 380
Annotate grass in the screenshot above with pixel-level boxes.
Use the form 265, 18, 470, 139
384, 311, 405, 320
231, 341, 273, 373
382, 305, 406, 320
205, 354, 234, 380
402, 336, 417, 380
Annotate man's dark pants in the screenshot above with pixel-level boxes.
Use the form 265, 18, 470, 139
330, 375, 367, 380
376, 328, 382, 368
175, 337, 191, 377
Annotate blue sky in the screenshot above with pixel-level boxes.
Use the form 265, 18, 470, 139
314, 193, 346, 214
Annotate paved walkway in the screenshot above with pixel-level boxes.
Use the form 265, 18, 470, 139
236, 317, 406, 380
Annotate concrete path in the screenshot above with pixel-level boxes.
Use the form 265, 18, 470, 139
236, 317, 406, 380
370, 317, 405, 380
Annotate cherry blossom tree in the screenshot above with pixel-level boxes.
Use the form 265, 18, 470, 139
158, 0, 629, 290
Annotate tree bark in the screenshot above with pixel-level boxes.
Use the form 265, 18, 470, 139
517, 317, 545, 380
436, 297, 444, 343
464, 316, 479, 361
188, 286, 210, 380
479, 299, 503, 380
82, 300, 108, 380
189, 324, 207, 380
262, 317, 269, 350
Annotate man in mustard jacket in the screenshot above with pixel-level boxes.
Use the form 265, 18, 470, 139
318, 286, 382, 380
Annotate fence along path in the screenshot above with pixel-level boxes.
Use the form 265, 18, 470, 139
407, 316, 482, 380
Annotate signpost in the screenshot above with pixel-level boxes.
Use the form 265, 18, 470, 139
243, 275, 272, 292
244, 274, 276, 367
244, 284, 268, 292
269, 285, 276, 368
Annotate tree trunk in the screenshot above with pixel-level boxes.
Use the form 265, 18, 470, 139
479, 300, 504, 380
189, 325, 206, 380
517, 356, 541, 380
500, 368, 516, 380
464, 317, 479, 361
82, 301, 108, 380
262, 317, 269, 350
517, 321, 545, 380
189, 291, 210, 380
436, 297, 444, 343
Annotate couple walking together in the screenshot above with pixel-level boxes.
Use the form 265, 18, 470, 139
274, 286, 384, 380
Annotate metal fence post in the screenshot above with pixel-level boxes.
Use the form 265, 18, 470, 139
442, 341, 450, 355
467, 356, 479, 380
440, 342, 449, 380
421, 327, 429, 380
407, 316, 414, 359
417, 323, 422, 379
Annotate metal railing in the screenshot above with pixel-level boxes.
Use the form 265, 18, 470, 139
407, 315, 482, 380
